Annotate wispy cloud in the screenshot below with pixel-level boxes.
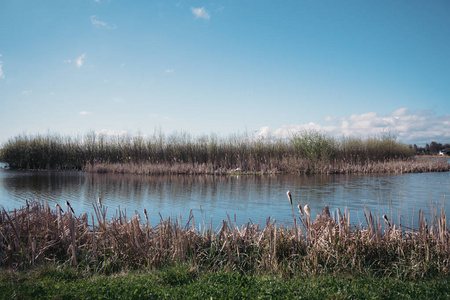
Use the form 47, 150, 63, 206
149, 113, 171, 120
165, 69, 174, 73
258, 108, 450, 145
22, 90, 32, 95
65, 54, 86, 67
90, 15, 116, 29
0, 54, 4, 79
76, 54, 86, 68
79, 111, 91, 115
191, 7, 210, 20
97, 129, 128, 136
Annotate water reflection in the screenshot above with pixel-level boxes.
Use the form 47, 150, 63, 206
0, 169, 448, 229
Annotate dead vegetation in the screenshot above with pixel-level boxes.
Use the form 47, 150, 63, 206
1, 199, 449, 278
4, 131, 447, 175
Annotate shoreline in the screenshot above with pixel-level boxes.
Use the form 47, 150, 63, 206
82, 156, 450, 176
1, 156, 448, 175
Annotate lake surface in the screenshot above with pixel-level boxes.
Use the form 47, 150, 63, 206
0, 163, 449, 229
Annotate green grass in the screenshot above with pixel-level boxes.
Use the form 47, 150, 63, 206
1, 264, 450, 299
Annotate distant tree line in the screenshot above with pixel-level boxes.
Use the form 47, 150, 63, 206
410, 141, 450, 155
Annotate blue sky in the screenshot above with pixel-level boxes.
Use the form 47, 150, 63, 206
1, 0, 449, 146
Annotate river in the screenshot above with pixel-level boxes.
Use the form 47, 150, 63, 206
0, 162, 448, 229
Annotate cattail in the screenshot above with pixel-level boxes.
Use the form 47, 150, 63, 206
144, 208, 148, 221
98, 197, 102, 208
324, 205, 330, 218
297, 204, 303, 215
66, 201, 75, 214
383, 214, 391, 227
55, 203, 64, 213
286, 190, 293, 206
304, 204, 311, 217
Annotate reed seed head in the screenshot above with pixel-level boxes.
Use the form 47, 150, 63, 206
324, 205, 330, 217
287, 190, 292, 205
383, 214, 391, 227
304, 204, 311, 216
55, 203, 63, 213
66, 201, 75, 214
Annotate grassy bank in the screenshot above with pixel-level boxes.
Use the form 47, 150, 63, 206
0, 130, 436, 175
2, 199, 450, 298
2, 264, 450, 299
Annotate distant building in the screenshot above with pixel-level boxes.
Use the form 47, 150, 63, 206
439, 149, 450, 156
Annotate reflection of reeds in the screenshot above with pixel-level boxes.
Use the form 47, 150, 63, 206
1, 200, 449, 278
3, 131, 446, 175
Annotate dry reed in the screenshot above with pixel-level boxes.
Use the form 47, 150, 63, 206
1, 200, 449, 278
3, 131, 442, 175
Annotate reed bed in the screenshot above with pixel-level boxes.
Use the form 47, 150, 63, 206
1, 200, 449, 279
83, 156, 449, 175
1, 130, 437, 175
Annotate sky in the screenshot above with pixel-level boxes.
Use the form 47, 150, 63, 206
0, 0, 449, 146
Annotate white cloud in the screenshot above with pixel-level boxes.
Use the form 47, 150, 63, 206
76, 54, 86, 68
191, 7, 210, 20
165, 69, 174, 73
90, 15, 116, 29
97, 129, 128, 136
22, 90, 32, 95
258, 108, 450, 145
79, 111, 91, 115
63, 55, 83, 67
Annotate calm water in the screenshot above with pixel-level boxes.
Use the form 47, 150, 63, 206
0, 163, 449, 229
